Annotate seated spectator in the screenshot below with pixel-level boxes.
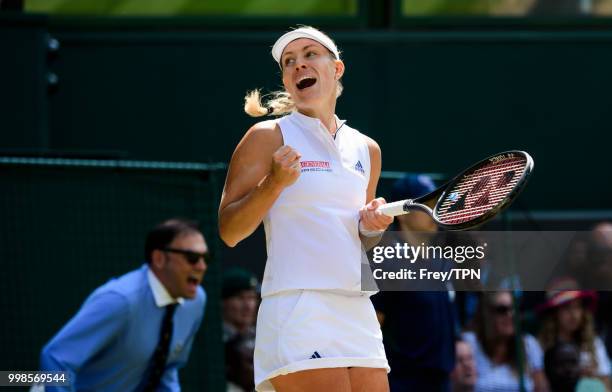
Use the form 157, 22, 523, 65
538, 277, 611, 390
222, 267, 258, 343
544, 342, 606, 392
222, 267, 258, 391
225, 334, 256, 392
544, 341, 581, 392
587, 222, 612, 361
463, 291, 547, 392
451, 339, 478, 392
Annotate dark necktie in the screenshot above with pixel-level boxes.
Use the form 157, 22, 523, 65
142, 303, 177, 392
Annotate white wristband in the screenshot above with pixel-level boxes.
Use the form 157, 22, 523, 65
359, 221, 385, 237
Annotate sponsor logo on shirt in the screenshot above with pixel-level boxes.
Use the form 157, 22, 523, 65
301, 161, 332, 172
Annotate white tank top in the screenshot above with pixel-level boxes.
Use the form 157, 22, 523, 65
261, 111, 371, 297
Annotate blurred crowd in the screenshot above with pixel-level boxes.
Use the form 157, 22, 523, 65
222, 175, 612, 392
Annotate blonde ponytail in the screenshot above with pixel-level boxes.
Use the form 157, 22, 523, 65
243, 82, 344, 118
243, 89, 295, 117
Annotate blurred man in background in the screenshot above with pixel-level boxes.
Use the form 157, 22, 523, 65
40, 218, 208, 391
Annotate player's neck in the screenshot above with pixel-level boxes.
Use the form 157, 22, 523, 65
297, 102, 337, 134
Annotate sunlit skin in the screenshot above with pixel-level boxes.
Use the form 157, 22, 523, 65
150, 232, 208, 299
279, 39, 392, 247
280, 39, 344, 131
218, 33, 392, 392
218, 39, 391, 248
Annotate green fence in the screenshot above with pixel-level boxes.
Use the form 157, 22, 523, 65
3, 14, 612, 210
0, 157, 226, 391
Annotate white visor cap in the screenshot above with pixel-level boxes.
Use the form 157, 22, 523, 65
271, 27, 340, 65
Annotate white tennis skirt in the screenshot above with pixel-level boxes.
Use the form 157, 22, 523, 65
254, 289, 390, 391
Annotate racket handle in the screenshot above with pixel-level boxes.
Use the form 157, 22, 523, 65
377, 200, 409, 217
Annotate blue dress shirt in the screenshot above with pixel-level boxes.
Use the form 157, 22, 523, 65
40, 264, 206, 391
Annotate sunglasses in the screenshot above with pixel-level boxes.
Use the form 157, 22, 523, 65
162, 247, 209, 265
491, 304, 513, 316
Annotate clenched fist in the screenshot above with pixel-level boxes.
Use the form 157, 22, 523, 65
270, 145, 301, 188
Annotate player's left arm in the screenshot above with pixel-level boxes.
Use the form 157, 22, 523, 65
359, 136, 393, 250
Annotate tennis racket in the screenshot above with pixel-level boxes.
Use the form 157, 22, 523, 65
378, 150, 534, 230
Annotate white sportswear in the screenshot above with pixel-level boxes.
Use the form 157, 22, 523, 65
261, 111, 371, 297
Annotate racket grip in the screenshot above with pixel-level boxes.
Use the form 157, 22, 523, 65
377, 200, 408, 217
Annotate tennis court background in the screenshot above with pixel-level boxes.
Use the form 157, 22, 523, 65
4, 14, 612, 211
3, 7, 612, 391
0, 159, 226, 391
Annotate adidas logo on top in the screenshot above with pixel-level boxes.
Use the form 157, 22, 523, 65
354, 160, 365, 174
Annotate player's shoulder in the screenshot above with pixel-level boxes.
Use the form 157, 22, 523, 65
362, 134, 380, 150
361, 134, 381, 159
345, 123, 379, 151
341, 121, 380, 162
245, 119, 281, 140
236, 119, 282, 153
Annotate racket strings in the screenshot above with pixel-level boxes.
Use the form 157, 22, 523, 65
436, 157, 526, 224
439, 163, 525, 222
442, 171, 523, 214
441, 162, 524, 209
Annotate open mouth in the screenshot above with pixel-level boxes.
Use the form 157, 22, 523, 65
187, 276, 200, 286
296, 77, 317, 90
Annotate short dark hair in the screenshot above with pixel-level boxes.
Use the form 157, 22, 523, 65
144, 218, 201, 264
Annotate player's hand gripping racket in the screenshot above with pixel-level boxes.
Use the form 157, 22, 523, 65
378, 151, 534, 230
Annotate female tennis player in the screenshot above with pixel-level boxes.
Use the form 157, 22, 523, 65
218, 26, 392, 391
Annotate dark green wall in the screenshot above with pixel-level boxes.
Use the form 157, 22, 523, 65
0, 14, 49, 149
1, 13, 612, 391
0, 161, 225, 390
2, 16, 612, 207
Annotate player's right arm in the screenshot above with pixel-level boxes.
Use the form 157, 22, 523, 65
219, 121, 300, 247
